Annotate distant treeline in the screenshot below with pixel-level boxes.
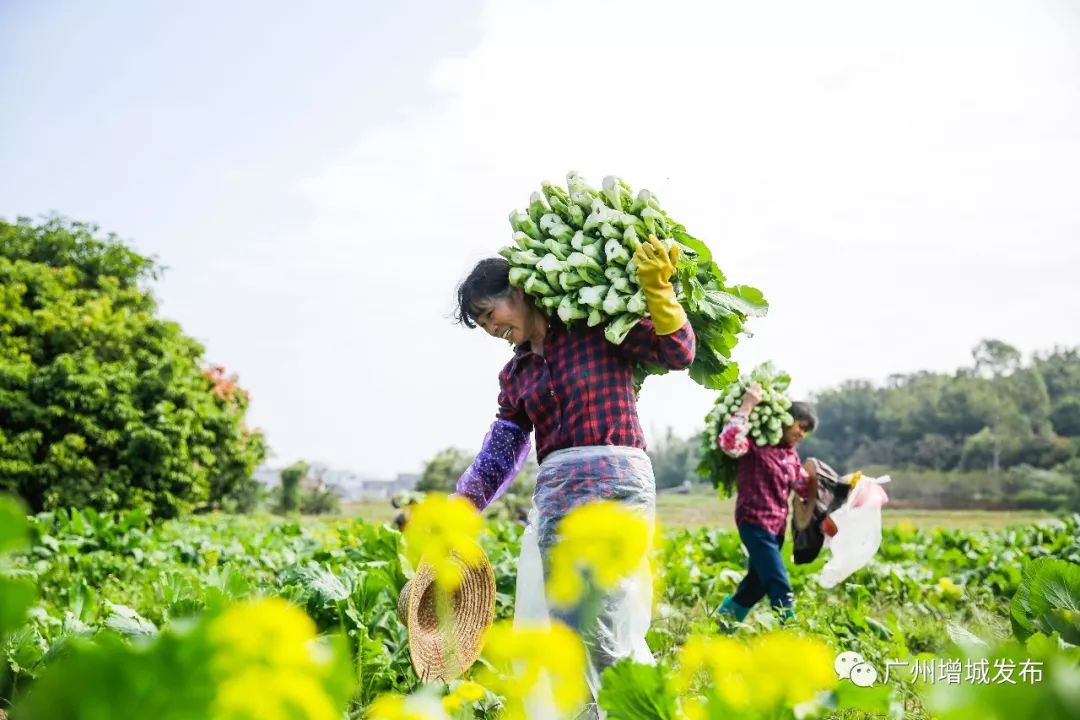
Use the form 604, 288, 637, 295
647, 340, 1080, 510
800, 340, 1079, 473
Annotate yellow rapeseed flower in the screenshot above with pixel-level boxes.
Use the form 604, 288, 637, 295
546, 500, 653, 607
894, 519, 917, 536
440, 680, 486, 714
938, 577, 962, 599
440, 694, 463, 714
210, 597, 320, 674
455, 680, 486, 702
403, 494, 485, 591
214, 668, 337, 720
675, 635, 749, 695
366, 692, 448, 720
477, 620, 588, 719
745, 632, 836, 706
675, 632, 835, 714
208, 598, 345, 720
680, 696, 707, 720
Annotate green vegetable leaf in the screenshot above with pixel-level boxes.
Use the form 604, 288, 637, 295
103, 602, 158, 637
598, 660, 679, 720
1026, 558, 1080, 645
1, 495, 29, 553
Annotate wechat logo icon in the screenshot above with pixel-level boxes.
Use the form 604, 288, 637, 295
835, 651, 878, 688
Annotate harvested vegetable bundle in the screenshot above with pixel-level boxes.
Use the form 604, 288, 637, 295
698, 362, 794, 496
502, 172, 767, 391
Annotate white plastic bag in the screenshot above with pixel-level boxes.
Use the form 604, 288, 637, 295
817, 474, 890, 589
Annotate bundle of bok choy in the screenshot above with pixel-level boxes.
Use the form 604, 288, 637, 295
501, 172, 768, 391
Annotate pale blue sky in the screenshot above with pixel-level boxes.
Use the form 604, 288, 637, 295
1, 1, 479, 245
3, 1, 1079, 477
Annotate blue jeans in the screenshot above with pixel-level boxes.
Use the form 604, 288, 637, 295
732, 522, 794, 611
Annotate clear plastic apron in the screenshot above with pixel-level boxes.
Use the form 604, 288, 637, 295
514, 446, 657, 720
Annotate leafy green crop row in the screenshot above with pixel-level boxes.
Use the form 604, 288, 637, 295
3, 503, 1080, 718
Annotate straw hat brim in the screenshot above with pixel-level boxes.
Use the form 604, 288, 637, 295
397, 547, 496, 682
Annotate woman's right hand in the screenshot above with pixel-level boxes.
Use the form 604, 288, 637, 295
739, 382, 764, 414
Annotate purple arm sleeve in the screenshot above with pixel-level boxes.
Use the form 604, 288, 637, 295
455, 419, 532, 511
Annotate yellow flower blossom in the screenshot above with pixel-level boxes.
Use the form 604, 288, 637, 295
894, 519, 917, 536
439, 680, 486, 714
680, 696, 707, 720
403, 494, 485, 591
745, 632, 836, 706
210, 597, 321, 674
366, 692, 448, 720
214, 668, 337, 720
676, 631, 836, 714
455, 680, 486, 702
440, 694, 463, 714
546, 500, 653, 607
938, 577, 962, 599
208, 598, 347, 720
477, 621, 588, 719
675, 635, 749, 695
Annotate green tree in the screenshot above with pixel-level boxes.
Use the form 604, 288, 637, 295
800, 380, 882, 468
278, 461, 308, 514
416, 445, 537, 497
972, 338, 1022, 378
300, 486, 340, 515
648, 427, 700, 489
1051, 397, 1080, 437
1034, 347, 1080, 403
1055, 457, 1080, 511
0, 217, 266, 518
417, 447, 473, 492
912, 433, 961, 471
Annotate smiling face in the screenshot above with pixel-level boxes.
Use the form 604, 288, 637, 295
782, 421, 811, 446
472, 288, 532, 347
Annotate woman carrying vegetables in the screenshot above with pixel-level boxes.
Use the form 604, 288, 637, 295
715, 382, 818, 626
453, 235, 694, 718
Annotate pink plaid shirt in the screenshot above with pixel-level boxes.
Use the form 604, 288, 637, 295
718, 414, 809, 535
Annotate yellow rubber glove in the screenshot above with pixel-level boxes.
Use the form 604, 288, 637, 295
633, 235, 687, 335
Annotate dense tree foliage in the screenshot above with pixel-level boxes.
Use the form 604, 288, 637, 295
0, 217, 266, 518
801, 340, 1080, 475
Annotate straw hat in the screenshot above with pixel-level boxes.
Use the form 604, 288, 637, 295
397, 547, 496, 682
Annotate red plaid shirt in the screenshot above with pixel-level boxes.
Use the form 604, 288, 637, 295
718, 415, 810, 535
497, 316, 695, 463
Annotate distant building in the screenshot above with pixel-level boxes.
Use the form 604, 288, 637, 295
253, 464, 419, 501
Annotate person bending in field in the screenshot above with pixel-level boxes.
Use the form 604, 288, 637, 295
715, 381, 818, 625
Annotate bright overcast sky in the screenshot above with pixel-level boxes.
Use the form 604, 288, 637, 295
3, 0, 1079, 477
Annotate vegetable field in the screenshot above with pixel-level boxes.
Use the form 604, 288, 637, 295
3, 496, 1079, 719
